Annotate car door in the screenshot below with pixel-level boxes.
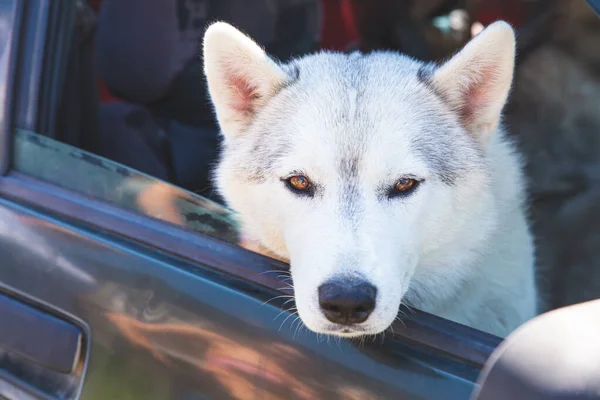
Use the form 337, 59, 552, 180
0, 1, 502, 399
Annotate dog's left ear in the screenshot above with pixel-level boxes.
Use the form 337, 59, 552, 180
431, 21, 515, 145
203, 22, 289, 141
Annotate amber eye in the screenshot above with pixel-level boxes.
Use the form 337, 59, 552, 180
395, 178, 416, 192
286, 175, 312, 193
387, 177, 420, 199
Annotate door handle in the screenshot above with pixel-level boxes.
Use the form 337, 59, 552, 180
0, 293, 82, 374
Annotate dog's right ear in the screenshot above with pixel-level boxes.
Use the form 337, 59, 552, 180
203, 22, 289, 140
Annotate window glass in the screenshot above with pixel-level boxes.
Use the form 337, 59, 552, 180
14, 128, 240, 245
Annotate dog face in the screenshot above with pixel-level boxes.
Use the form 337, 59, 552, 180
204, 22, 515, 337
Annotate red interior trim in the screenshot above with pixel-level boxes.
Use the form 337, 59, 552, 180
319, 0, 359, 50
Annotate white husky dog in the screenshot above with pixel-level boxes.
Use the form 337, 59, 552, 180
203, 21, 537, 338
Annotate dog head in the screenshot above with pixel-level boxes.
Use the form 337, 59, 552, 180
204, 21, 515, 337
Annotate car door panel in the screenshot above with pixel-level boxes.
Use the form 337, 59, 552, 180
0, 199, 476, 399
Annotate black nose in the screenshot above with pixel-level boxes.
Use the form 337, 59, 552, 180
318, 280, 377, 325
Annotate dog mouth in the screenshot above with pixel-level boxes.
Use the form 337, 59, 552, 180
322, 324, 370, 337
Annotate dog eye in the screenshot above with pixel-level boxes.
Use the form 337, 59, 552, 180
285, 175, 313, 195
388, 178, 420, 199
395, 178, 416, 192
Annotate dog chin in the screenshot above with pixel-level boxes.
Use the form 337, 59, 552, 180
307, 323, 389, 338
330, 328, 375, 339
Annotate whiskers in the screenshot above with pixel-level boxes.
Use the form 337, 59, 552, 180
402, 303, 417, 316
259, 268, 308, 339
388, 302, 415, 338
275, 304, 309, 340
318, 332, 344, 350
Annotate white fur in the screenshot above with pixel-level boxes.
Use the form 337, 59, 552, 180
203, 21, 538, 338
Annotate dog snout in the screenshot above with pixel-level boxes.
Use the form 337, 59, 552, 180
318, 280, 377, 325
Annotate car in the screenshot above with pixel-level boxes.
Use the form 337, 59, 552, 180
0, 1, 598, 400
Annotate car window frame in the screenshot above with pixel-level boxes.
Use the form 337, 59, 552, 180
0, 0, 22, 175
0, 0, 502, 370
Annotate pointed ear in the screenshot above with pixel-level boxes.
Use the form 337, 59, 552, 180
203, 22, 289, 140
431, 21, 516, 145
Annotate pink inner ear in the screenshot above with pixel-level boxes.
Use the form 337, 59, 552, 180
463, 85, 490, 122
461, 65, 498, 123
226, 71, 260, 115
